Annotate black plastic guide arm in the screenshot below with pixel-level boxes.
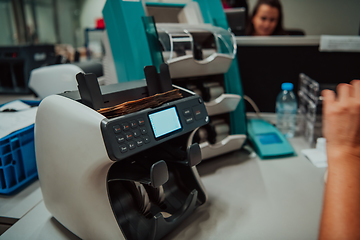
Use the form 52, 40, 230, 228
76, 72, 104, 110
187, 143, 202, 167
159, 63, 172, 92
144, 66, 161, 96
76, 63, 173, 110
149, 189, 199, 240
158, 142, 202, 167
108, 160, 169, 188
144, 63, 173, 96
150, 160, 168, 188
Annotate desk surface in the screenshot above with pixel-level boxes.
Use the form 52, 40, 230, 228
166, 137, 325, 240
0, 181, 42, 220
1, 137, 325, 240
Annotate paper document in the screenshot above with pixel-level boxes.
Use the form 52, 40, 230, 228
319, 35, 360, 52
0, 100, 31, 112
0, 101, 38, 139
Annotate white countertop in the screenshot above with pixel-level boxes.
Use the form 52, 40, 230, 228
164, 137, 325, 240
0, 180, 42, 219
1, 137, 325, 240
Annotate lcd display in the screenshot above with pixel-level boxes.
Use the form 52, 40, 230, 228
148, 107, 182, 138
256, 133, 283, 145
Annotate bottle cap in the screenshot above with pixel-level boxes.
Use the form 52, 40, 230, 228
281, 82, 293, 91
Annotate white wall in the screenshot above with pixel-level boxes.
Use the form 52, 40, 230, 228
248, 0, 360, 35
78, 0, 106, 46
78, 0, 189, 31
78, 0, 360, 42
57, 0, 80, 47
77, 0, 191, 46
0, 1, 15, 45
79, 0, 106, 29
36, 4, 57, 43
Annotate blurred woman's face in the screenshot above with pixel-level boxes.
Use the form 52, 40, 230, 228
252, 4, 279, 36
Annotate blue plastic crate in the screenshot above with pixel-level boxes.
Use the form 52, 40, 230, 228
0, 100, 40, 194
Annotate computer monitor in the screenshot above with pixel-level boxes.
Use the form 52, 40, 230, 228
224, 8, 246, 36
236, 37, 360, 112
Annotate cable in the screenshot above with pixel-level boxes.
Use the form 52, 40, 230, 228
243, 95, 261, 118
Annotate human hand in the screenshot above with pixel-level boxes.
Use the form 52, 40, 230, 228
322, 80, 360, 160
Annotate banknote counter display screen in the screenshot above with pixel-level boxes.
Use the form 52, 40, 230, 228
148, 107, 182, 139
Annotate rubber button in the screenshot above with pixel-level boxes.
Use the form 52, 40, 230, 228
130, 120, 137, 128
143, 135, 151, 143
140, 127, 147, 134
116, 135, 125, 144
192, 105, 204, 120
183, 109, 191, 116
138, 118, 145, 126
113, 125, 121, 134
126, 133, 133, 140
122, 123, 130, 131
186, 117, 194, 124
133, 129, 141, 138
136, 139, 144, 147
119, 144, 128, 153
128, 141, 136, 150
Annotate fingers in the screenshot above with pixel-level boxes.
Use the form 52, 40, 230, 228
337, 83, 353, 102
323, 81, 360, 103
322, 89, 335, 105
322, 80, 360, 107
322, 89, 335, 118
351, 80, 360, 99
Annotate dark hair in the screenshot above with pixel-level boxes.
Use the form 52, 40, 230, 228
245, 0, 286, 36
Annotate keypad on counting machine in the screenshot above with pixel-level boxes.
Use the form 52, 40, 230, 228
112, 118, 151, 153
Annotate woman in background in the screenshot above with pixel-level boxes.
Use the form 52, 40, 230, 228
246, 0, 286, 36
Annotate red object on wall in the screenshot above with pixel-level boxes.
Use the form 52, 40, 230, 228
96, 18, 105, 29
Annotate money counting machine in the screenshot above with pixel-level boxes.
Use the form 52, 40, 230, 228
35, 64, 208, 239
102, 0, 247, 161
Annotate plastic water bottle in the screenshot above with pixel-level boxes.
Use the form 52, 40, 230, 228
276, 82, 297, 138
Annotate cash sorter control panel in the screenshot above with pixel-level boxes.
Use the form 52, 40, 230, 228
101, 94, 208, 161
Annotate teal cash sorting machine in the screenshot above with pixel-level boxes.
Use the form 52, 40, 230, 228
35, 1, 248, 239
102, 0, 248, 160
